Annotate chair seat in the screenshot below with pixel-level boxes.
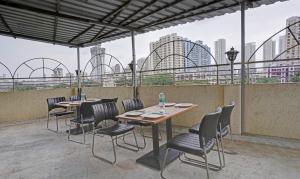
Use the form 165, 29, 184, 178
70, 117, 94, 124
188, 123, 200, 134
95, 123, 134, 136
50, 110, 74, 117
167, 133, 215, 156
127, 120, 151, 126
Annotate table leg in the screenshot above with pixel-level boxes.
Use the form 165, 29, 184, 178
136, 118, 180, 170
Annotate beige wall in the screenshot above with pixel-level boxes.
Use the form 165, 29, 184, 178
138, 85, 224, 127
0, 88, 74, 122
244, 83, 300, 139
1, 84, 300, 140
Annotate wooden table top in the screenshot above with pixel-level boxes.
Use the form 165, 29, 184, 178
55, 98, 100, 107
117, 104, 197, 124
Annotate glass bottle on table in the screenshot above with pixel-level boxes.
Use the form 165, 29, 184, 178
159, 92, 166, 114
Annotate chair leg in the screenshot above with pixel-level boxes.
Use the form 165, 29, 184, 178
55, 116, 58, 133
229, 124, 233, 141
68, 122, 71, 140
216, 137, 223, 169
46, 113, 50, 129
160, 148, 170, 179
116, 131, 139, 152
203, 150, 210, 179
123, 126, 146, 149
92, 133, 116, 164
219, 135, 225, 167
82, 123, 86, 144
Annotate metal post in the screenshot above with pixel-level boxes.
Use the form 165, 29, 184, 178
77, 47, 81, 95
240, 1, 246, 134
131, 31, 137, 98
231, 61, 234, 84
172, 40, 175, 84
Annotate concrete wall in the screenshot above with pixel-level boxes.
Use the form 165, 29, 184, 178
0, 84, 299, 140
244, 83, 300, 139
0, 88, 74, 122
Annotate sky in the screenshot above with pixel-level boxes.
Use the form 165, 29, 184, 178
0, 0, 299, 77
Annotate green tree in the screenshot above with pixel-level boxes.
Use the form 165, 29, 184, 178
143, 73, 173, 86
291, 71, 300, 82
256, 77, 280, 84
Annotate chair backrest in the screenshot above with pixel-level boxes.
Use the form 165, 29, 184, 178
79, 101, 98, 121
92, 102, 119, 126
46, 97, 66, 111
219, 101, 235, 130
198, 107, 222, 147
122, 98, 144, 112
101, 98, 118, 103
69, 95, 80, 101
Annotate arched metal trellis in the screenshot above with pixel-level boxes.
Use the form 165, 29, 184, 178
12, 57, 72, 90
139, 39, 217, 85
0, 61, 13, 78
247, 20, 300, 83
83, 53, 127, 87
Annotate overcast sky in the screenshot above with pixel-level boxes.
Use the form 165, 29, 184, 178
0, 0, 299, 77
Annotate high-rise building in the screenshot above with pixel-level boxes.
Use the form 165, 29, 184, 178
150, 33, 184, 72
214, 39, 226, 64
184, 40, 211, 72
285, 16, 300, 59
90, 44, 105, 82
278, 35, 286, 59
137, 57, 151, 71
245, 42, 256, 74
263, 39, 276, 62
53, 68, 63, 78
114, 64, 121, 73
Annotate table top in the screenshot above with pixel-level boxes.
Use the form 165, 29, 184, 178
117, 104, 197, 124
55, 98, 100, 107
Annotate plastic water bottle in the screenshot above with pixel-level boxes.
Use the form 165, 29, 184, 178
159, 92, 166, 114
80, 91, 86, 101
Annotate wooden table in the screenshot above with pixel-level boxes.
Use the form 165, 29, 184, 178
117, 104, 197, 170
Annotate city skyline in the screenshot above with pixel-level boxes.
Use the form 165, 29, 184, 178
0, 0, 299, 76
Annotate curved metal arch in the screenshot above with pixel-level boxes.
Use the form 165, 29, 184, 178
140, 39, 216, 72
88, 64, 116, 77
247, 20, 300, 62
28, 67, 56, 78
83, 53, 125, 75
0, 61, 13, 78
153, 54, 199, 70
13, 57, 71, 78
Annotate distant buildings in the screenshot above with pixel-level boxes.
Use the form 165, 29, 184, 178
278, 35, 286, 59
137, 57, 151, 71
150, 33, 184, 72
90, 44, 105, 82
285, 16, 300, 59
263, 39, 276, 66
184, 40, 211, 72
114, 64, 121, 73
53, 68, 63, 78
214, 39, 226, 64
245, 42, 256, 75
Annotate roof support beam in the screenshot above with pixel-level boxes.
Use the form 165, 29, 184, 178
53, 0, 61, 42
0, 30, 77, 47
89, 0, 132, 43
138, 0, 227, 29
68, 24, 95, 43
0, 1, 140, 32
0, 14, 15, 38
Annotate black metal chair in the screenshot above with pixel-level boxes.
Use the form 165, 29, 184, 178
122, 98, 151, 149
46, 97, 74, 133
161, 107, 222, 179
68, 100, 101, 144
189, 102, 235, 167
91, 102, 139, 164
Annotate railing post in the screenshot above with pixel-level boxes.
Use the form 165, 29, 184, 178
216, 65, 219, 84
12, 77, 15, 92
172, 40, 175, 85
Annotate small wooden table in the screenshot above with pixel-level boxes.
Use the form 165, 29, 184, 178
117, 104, 197, 170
